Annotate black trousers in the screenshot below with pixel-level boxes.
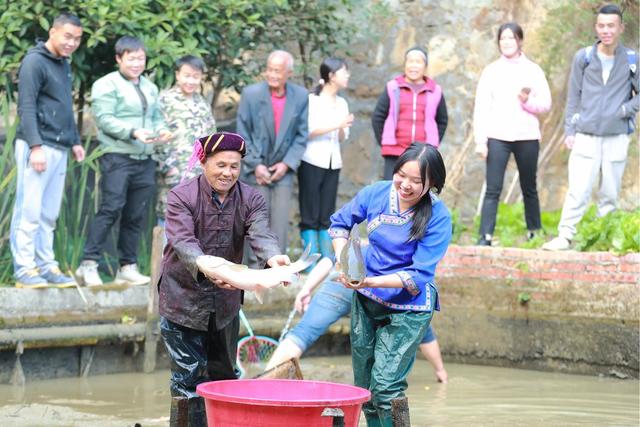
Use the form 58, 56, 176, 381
297, 160, 340, 230
382, 156, 399, 180
83, 153, 156, 265
479, 139, 541, 236
160, 314, 239, 399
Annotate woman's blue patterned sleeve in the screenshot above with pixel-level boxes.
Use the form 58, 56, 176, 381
329, 184, 375, 238
395, 203, 452, 295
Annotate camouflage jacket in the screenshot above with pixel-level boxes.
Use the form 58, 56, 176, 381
155, 87, 216, 182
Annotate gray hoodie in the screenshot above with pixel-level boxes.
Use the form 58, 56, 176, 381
564, 42, 639, 137
16, 41, 81, 149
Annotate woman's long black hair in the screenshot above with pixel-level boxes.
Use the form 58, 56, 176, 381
392, 143, 446, 241
313, 57, 348, 95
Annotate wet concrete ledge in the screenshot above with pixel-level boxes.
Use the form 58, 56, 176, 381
0, 245, 638, 382
0, 284, 148, 328
0, 285, 160, 383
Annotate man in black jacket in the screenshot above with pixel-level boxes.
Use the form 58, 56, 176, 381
10, 13, 84, 288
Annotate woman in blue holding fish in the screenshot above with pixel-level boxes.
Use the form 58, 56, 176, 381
329, 142, 452, 427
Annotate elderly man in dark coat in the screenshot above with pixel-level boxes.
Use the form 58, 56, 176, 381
236, 50, 309, 266
158, 131, 289, 425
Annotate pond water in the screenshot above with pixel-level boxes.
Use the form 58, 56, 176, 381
0, 356, 637, 426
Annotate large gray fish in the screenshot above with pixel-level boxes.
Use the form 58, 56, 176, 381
335, 229, 366, 286
196, 246, 320, 303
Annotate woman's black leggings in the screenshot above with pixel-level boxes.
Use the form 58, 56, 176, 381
298, 160, 340, 230
479, 138, 541, 236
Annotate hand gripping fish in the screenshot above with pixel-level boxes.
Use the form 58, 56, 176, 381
333, 229, 366, 286
196, 246, 320, 303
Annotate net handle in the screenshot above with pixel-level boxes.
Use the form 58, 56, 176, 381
238, 309, 255, 337
278, 307, 297, 342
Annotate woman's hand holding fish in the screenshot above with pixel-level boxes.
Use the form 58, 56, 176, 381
350, 277, 377, 289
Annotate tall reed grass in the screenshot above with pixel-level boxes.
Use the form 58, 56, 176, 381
53, 138, 104, 274
0, 97, 18, 283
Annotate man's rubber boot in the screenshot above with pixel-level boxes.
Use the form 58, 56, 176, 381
169, 396, 187, 427
187, 396, 207, 427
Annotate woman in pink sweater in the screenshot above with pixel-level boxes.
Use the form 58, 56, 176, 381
473, 22, 551, 246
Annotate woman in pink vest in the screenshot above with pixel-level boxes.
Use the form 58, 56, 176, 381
372, 46, 448, 179
473, 22, 551, 246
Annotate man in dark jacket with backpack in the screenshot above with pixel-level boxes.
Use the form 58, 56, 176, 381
543, 4, 638, 251
10, 13, 84, 288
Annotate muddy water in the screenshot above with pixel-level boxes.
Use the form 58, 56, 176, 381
0, 356, 637, 426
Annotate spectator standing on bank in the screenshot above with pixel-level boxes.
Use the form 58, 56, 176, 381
75, 36, 171, 286
543, 4, 638, 251
372, 46, 448, 180
10, 13, 84, 288
473, 22, 551, 246
298, 57, 354, 260
155, 55, 216, 224
236, 50, 308, 265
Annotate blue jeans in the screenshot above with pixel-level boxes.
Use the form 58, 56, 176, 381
286, 280, 436, 352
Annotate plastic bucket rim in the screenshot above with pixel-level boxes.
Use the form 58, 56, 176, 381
196, 379, 371, 407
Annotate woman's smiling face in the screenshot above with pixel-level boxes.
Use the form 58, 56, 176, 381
393, 160, 429, 208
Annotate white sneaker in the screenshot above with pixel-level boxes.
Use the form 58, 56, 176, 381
75, 261, 104, 286
115, 264, 150, 286
541, 237, 571, 251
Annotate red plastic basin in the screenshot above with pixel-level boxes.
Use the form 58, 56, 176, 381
196, 379, 371, 426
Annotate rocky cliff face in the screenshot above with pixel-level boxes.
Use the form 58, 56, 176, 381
335, 0, 638, 222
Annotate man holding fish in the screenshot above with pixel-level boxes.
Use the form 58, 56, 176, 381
157, 131, 294, 425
